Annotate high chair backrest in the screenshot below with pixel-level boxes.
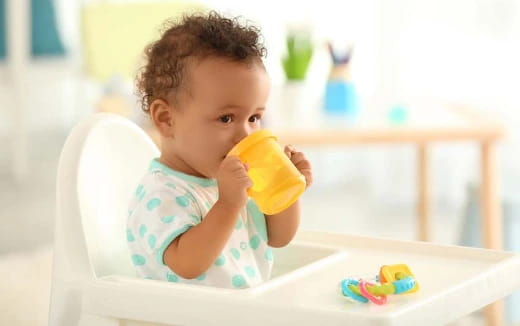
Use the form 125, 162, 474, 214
50, 113, 159, 324
53, 113, 159, 281
50, 113, 159, 326
80, 113, 160, 276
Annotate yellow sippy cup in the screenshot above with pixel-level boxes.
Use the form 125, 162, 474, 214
227, 129, 306, 215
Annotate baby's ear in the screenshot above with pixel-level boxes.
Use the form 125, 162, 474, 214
149, 99, 175, 137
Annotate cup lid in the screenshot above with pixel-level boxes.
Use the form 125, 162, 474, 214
227, 129, 277, 157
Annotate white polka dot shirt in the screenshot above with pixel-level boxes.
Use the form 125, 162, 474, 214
127, 158, 273, 288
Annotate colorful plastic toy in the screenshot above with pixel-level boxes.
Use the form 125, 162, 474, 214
340, 264, 419, 305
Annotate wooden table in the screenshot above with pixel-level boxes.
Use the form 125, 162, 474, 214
273, 103, 505, 326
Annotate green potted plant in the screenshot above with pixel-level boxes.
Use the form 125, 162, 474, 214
282, 32, 313, 81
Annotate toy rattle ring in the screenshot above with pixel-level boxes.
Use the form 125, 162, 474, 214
359, 280, 387, 305
340, 279, 368, 303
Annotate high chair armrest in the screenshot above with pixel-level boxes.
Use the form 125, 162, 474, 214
82, 276, 243, 325
80, 276, 349, 326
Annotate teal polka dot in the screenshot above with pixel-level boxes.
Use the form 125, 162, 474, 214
138, 191, 146, 201
147, 198, 162, 211
188, 184, 196, 190
214, 255, 226, 266
127, 209, 133, 217
235, 219, 243, 230
245, 266, 256, 277
139, 224, 147, 238
230, 248, 240, 260
126, 229, 135, 242
135, 184, 144, 196
165, 182, 176, 189
131, 254, 146, 266
240, 241, 247, 250
232, 275, 247, 288
265, 248, 273, 261
166, 272, 179, 282
196, 273, 207, 281
148, 234, 156, 249
249, 235, 261, 250
144, 276, 153, 280
205, 202, 212, 209
161, 216, 175, 223
176, 196, 190, 207
189, 214, 201, 224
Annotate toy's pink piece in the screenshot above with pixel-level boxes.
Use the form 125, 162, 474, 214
359, 280, 388, 305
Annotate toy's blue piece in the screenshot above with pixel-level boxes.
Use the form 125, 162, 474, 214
340, 279, 368, 303
392, 276, 416, 294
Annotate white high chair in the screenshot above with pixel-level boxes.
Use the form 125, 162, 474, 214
49, 113, 520, 326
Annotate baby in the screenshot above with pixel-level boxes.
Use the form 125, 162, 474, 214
127, 12, 312, 289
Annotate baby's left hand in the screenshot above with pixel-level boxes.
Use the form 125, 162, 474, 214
284, 145, 313, 188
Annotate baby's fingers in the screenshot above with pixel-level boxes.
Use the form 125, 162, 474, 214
300, 169, 313, 187
284, 145, 296, 158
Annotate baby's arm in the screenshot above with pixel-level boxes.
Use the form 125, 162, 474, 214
265, 201, 301, 247
163, 200, 242, 279
163, 156, 252, 279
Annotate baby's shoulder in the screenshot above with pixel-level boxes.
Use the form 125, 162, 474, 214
132, 172, 203, 212
142, 170, 194, 195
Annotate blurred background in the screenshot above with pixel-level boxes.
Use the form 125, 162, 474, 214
0, 0, 519, 325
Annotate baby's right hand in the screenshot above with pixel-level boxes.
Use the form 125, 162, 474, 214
216, 156, 253, 210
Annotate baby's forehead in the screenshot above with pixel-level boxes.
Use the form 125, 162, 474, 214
188, 55, 264, 74
169, 55, 268, 106
185, 57, 266, 87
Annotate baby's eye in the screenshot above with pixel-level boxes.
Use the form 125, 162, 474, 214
219, 115, 233, 124
249, 114, 261, 123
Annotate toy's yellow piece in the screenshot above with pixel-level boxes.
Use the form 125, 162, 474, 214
379, 264, 420, 293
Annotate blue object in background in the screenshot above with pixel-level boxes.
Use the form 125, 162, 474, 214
388, 104, 408, 124
0, 0, 65, 60
31, 0, 65, 56
324, 79, 359, 117
460, 183, 520, 323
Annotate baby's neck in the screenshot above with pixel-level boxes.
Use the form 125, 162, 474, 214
159, 154, 201, 177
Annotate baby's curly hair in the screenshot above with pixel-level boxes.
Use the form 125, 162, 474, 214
136, 11, 267, 113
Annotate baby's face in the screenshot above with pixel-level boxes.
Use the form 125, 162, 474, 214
171, 57, 270, 178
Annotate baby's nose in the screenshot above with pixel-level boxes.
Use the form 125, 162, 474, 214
234, 127, 252, 144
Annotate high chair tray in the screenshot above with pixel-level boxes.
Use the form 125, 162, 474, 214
85, 231, 520, 326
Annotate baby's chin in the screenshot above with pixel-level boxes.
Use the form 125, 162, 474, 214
205, 157, 227, 179
203, 164, 220, 180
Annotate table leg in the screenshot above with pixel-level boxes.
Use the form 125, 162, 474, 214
12, 77, 29, 184
8, 0, 30, 184
417, 143, 430, 241
481, 141, 503, 326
